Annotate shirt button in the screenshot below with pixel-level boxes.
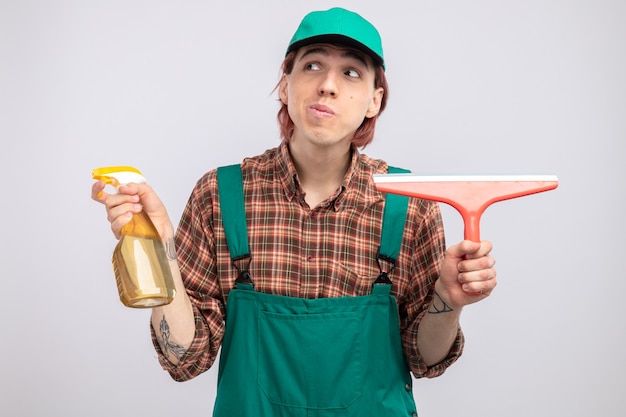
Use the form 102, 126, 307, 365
306, 255, 313, 261
411, 413, 418, 417
405, 383, 411, 392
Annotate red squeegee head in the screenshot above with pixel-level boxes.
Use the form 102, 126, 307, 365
373, 174, 559, 242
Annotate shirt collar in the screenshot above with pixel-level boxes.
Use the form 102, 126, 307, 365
277, 141, 299, 202
276, 141, 382, 211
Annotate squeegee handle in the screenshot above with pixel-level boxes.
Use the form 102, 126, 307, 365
464, 215, 481, 242
459, 211, 485, 295
455, 206, 484, 242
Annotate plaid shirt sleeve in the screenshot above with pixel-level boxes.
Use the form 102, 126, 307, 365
397, 199, 465, 378
151, 170, 227, 381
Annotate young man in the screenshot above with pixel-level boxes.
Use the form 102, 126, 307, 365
92, 7, 496, 416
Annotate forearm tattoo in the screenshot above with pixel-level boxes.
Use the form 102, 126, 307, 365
428, 291, 454, 314
158, 315, 187, 361
165, 237, 177, 261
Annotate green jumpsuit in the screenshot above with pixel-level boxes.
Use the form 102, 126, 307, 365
213, 165, 418, 417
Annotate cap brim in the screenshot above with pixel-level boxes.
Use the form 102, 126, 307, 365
286, 34, 384, 69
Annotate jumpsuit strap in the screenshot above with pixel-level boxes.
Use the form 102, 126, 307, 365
373, 166, 410, 290
217, 164, 253, 287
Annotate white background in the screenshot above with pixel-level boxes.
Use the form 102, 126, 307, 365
1, 0, 624, 416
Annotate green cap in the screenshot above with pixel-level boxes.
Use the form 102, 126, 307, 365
286, 8, 385, 70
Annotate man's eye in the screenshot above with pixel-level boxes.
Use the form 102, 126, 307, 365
306, 63, 321, 71
345, 69, 360, 78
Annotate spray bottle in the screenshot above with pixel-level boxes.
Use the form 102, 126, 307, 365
92, 166, 176, 308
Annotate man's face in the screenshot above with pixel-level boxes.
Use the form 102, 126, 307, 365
279, 44, 384, 149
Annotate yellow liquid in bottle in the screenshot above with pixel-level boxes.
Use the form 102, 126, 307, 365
111, 214, 176, 308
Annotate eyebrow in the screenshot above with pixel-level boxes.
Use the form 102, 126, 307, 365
299, 45, 371, 69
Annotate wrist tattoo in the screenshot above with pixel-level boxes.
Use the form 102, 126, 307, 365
428, 291, 454, 314
159, 315, 187, 361
165, 237, 177, 261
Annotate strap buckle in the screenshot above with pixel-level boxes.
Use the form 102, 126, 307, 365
373, 251, 396, 286
232, 255, 254, 287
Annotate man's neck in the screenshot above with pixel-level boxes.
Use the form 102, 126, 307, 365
288, 141, 352, 208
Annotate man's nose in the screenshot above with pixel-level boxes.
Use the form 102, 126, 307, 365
318, 71, 338, 97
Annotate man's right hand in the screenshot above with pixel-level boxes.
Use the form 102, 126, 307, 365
91, 180, 174, 240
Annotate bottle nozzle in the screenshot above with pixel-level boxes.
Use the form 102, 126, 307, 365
92, 166, 146, 189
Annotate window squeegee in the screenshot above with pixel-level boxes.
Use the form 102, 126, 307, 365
373, 174, 559, 242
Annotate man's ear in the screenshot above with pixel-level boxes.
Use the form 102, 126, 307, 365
279, 75, 288, 105
365, 87, 384, 119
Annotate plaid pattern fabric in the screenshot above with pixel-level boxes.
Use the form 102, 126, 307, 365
152, 142, 464, 381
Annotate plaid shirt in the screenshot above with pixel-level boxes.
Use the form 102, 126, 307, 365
152, 142, 464, 381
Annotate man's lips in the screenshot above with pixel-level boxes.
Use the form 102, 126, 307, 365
309, 104, 335, 118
